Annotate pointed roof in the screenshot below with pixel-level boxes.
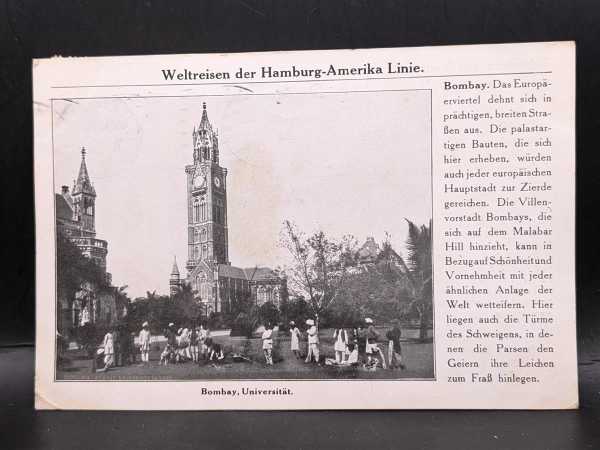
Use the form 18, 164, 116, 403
193, 102, 219, 164
72, 148, 96, 196
243, 267, 280, 281
198, 102, 211, 131
171, 256, 180, 276
215, 264, 280, 282
358, 237, 380, 262
55, 193, 73, 221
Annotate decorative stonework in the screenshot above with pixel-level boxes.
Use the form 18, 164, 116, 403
56, 149, 119, 334
176, 103, 286, 313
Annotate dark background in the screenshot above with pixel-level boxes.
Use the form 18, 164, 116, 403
2, 0, 600, 448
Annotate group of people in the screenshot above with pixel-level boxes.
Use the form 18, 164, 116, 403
95, 325, 140, 372
161, 322, 224, 365
96, 317, 406, 372
97, 322, 153, 371
96, 321, 222, 371
287, 317, 406, 370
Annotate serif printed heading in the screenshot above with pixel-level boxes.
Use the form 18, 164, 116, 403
161, 62, 423, 82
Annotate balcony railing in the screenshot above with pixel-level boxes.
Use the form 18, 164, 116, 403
71, 237, 108, 249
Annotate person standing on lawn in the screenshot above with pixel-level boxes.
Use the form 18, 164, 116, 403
138, 321, 151, 365
333, 327, 348, 364
101, 328, 115, 370
305, 319, 320, 364
289, 321, 301, 359
364, 318, 387, 368
262, 323, 274, 366
129, 332, 137, 365
181, 327, 191, 361
386, 319, 406, 370
112, 327, 121, 367
175, 328, 183, 362
164, 323, 178, 364
119, 326, 132, 366
199, 324, 210, 361
190, 325, 199, 363
355, 324, 366, 363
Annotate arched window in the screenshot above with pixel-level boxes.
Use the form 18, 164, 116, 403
194, 246, 199, 259
194, 228, 200, 242
202, 244, 208, 259
193, 198, 200, 222
265, 287, 272, 303
216, 199, 224, 224
200, 275, 209, 300
212, 199, 223, 225
257, 286, 266, 304
200, 197, 206, 221
201, 227, 207, 242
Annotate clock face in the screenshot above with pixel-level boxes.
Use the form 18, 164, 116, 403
214, 176, 221, 187
193, 169, 205, 188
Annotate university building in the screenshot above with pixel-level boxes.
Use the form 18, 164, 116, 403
55, 149, 121, 334
169, 104, 285, 314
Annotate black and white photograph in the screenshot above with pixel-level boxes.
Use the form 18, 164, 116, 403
52, 91, 434, 381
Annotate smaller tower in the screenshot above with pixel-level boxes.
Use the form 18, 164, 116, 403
71, 147, 97, 235
170, 256, 181, 297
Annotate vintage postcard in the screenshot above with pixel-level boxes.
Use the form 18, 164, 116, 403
34, 42, 576, 409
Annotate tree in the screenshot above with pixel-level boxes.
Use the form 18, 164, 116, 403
280, 220, 358, 327
396, 219, 433, 340
322, 225, 432, 332
331, 267, 403, 327
114, 285, 131, 326
172, 283, 202, 324
231, 305, 260, 338
128, 290, 186, 333
280, 296, 310, 329
259, 302, 280, 327
56, 232, 109, 336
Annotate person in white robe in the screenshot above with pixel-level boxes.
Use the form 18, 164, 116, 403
289, 321, 301, 359
138, 322, 151, 364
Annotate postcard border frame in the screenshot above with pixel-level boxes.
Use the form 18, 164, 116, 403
49, 88, 435, 383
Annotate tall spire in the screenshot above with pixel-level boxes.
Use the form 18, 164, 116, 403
171, 256, 180, 276
169, 255, 181, 297
192, 102, 219, 164
72, 147, 96, 196
199, 102, 210, 130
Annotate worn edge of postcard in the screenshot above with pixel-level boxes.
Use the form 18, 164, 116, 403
33, 41, 577, 410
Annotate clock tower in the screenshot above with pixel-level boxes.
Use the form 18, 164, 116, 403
185, 103, 229, 275
175, 102, 285, 313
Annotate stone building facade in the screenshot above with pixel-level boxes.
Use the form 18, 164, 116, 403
170, 103, 286, 314
56, 149, 119, 334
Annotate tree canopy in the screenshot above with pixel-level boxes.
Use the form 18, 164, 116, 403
56, 232, 109, 305
279, 220, 358, 325
280, 220, 432, 334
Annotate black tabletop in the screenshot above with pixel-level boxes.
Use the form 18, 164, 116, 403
3, 346, 600, 450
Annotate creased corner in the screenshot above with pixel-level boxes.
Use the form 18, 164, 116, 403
35, 391, 60, 410
567, 400, 579, 410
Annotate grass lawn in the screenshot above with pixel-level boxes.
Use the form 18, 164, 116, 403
57, 327, 434, 380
